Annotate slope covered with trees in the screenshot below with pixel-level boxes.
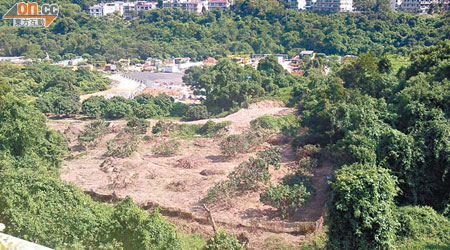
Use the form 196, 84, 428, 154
0, 0, 449, 61
293, 40, 450, 249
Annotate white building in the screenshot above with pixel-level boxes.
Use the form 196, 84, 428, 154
135, 1, 158, 11
392, 0, 448, 13
208, 0, 231, 10
288, 0, 307, 10
89, 1, 159, 17
164, 0, 207, 13
312, 0, 353, 12
89, 2, 123, 16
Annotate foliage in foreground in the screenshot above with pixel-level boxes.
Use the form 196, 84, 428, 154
0, 169, 182, 249
202, 231, 244, 250
328, 164, 398, 250
0, 93, 67, 171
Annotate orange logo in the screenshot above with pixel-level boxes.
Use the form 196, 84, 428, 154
3, 2, 59, 27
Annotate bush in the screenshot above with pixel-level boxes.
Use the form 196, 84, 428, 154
395, 206, 450, 248
0, 169, 184, 250
204, 148, 281, 203
296, 144, 321, 159
202, 231, 244, 250
260, 183, 310, 218
104, 96, 133, 119
219, 134, 249, 158
170, 102, 189, 117
185, 105, 209, 121
198, 120, 229, 136
106, 133, 139, 158
257, 147, 282, 169
152, 120, 174, 134
82, 96, 107, 118
78, 120, 110, 148
0, 168, 114, 249
220, 131, 268, 158
110, 197, 181, 250
328, 164, 398, 250
126, 117, 150, 134
53, 91, 81, 116
152, 139, 180, 157
250, 116, 279, 130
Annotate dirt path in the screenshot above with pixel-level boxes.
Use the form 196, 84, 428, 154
49, 100, 295, 134
185, 101, 293, 134
80, 74, 141, 101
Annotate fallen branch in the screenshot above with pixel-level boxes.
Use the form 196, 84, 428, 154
202, 204, 217, 233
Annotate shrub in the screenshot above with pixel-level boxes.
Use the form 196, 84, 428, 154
250, 116, 279, 130
126, 117, 150, 134
219, 134, 249, 158
395, 206, 450, 248
204, 148, 281, 203
134, 102, 159, 118
82, 96, 107, 118
220, 130, 268, 158
170, 102, 189, 117
204, 180, 233, 203
198, 120, 229, 136
257, 147, 282, 169
78, 120, 110, 148
104, 96, 133, 119
152, 120, 174, 134
53, 91, 81, 116
110, 197, 182, 250
106, 133, 139, 158
185, 105, 209, 121
260, 183, 310, 218
152, 139, 180, 157
202, 231, 244, 250
229, 157, 271, 190
296, 144, 321, 159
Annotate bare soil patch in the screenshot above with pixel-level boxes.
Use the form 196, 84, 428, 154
49, 101, 328, 249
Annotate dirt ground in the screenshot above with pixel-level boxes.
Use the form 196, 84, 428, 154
48, 101, 331, 249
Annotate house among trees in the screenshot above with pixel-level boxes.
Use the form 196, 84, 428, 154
390, 0, 449, 13
287, 0, 353, 11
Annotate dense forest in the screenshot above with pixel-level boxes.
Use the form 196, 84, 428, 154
0, 0, 449, 249
0, 0, 449, 61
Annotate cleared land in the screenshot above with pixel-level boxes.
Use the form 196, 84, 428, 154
49, 101, 330, 249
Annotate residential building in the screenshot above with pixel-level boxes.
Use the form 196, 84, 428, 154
288, 0, 307, 10
135, 1, 158, 11
393, 0, 448, 13
164, 0, 206, 13
208, 0, 231, 11
89, 2, 123, 16
312, 0, 353, 12
122, 2, 136, 18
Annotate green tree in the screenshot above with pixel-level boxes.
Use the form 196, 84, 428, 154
0, 93, 66, 171
82, 96, 107, 118
328, 164, 398, 250
53, 91, 81, 116
185, 105, 209, 121
105, 96, 134, 119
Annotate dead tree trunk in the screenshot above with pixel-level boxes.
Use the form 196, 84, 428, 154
202, 204, 217, 234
